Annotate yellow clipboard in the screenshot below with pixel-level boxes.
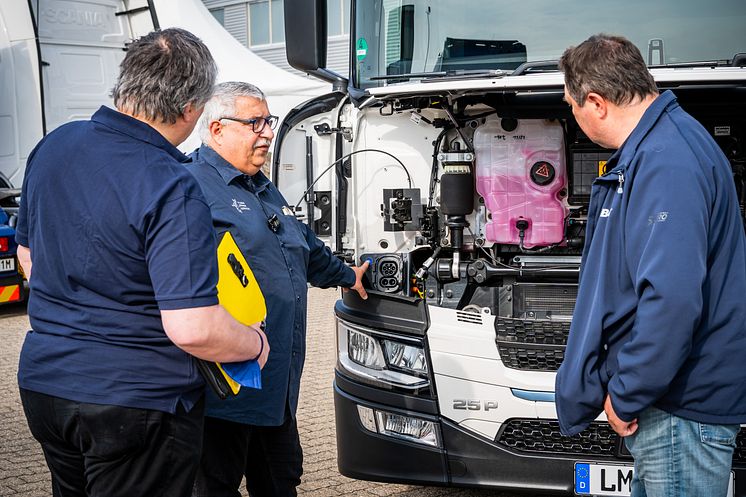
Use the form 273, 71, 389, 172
213, 231, 267, 395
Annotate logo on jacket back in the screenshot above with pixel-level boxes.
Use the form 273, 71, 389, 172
600, 208, 613, 218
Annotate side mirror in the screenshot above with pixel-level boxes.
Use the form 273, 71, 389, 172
284, 0, 347, 88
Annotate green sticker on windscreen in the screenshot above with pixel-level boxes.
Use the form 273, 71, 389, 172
356, 38, 368, 61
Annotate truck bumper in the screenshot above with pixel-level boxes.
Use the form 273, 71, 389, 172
335, 378, 746, 496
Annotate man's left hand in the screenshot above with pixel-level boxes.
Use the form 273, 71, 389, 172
604, 394, 638, 437
344, 260, 370, 300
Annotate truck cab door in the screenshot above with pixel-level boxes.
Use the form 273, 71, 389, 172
34, 0, 157, 134
0, 1, 157, 188
272, 92, 349, 257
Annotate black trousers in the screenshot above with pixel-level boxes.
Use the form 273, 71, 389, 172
193, 414, 303, 497
19, 388, 204, 497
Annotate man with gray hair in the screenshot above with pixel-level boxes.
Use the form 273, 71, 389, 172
186, 81, 368, 497
556, 34, 746, 497
16, 30, 268, 497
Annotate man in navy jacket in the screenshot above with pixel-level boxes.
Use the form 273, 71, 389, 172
555, 34, 746, 497
187, 82, 368, 497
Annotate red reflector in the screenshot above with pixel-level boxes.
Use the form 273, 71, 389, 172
0, 284, 20, 303
0, 237, 8, 252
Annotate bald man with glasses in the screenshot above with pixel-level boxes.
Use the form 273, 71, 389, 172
186, 82, 369, 497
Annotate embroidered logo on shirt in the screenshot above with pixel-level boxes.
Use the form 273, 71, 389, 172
648, 211, 669, 225
600, 208, 613, 218
232, 199, 250, 213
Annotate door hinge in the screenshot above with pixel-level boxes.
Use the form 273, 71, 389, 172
313, 123, 352, 142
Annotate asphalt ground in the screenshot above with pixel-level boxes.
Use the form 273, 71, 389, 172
0, 288, 542, 497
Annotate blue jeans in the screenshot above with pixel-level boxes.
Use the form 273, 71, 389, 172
624, 406, 738, 497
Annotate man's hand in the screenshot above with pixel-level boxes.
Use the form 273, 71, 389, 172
604, 394, 638, 436
343, 259, 370, 300
17, 245, 32, 280
250, 323, 270, 369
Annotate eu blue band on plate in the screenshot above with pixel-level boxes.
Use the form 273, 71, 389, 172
575, 463, 590, 495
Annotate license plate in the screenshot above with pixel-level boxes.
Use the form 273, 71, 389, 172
0, 258, 15, 271
575, 463, 633, 496
574, 463, 735, 496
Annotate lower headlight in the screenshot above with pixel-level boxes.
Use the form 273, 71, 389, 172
356, 404, 441, 448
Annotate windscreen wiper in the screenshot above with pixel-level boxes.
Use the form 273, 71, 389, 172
648, 59, 735, 69
511, 60, 559, 76
370, 71, 447, 81
421, 69, 507, 83
370, 69, 507, 83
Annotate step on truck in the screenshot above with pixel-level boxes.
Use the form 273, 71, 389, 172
273, 1, 746, 495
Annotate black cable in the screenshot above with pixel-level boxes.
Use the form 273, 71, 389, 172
443, 105, 474, 152
294, 148, 412, 213
427, 128, 451, 208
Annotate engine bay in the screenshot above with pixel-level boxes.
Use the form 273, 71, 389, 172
356, 87, 745, 334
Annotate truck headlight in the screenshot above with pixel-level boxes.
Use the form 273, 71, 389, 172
338, 320, 429, 390
356, 404, 441, 448
382, 339, 427, 376
348, 329, 385, 369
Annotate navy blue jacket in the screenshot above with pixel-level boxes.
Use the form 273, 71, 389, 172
186, 145, 355, 426
16, 107, 218, 414
556, 91, 746, 436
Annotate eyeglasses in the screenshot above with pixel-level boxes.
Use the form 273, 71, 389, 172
219, 115, 279, 133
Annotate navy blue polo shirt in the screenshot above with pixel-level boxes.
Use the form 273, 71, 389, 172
16, 106, 219, 414
186, 145, 355, 426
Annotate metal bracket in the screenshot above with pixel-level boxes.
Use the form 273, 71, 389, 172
313, 123, 352, 142
382, 188, 422, 232
313, 190, 332, 236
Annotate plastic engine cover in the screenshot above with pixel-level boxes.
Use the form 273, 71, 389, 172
474, 119, 568, 247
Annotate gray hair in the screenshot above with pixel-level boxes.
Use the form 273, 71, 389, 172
111, 28, 217, 124
559, 34, 658, 107
198, 81, 266, 143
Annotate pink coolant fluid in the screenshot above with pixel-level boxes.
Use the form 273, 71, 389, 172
474, 119, 568, 248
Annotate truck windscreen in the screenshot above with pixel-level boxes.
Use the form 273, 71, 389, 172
352, 0, 746, 88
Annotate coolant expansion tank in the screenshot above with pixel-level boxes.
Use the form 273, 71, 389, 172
474, 118, 568, 248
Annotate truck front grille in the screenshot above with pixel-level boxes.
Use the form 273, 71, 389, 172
495, 318, 570, 371
497, 419, 746, 466
514, 284, 577, 318
496, 419, 618, 457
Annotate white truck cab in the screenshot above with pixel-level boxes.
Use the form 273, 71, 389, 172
0, 0, 157, 189
273, 1, 746, 495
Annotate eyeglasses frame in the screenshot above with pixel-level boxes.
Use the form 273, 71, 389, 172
218, 115, 279, 133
